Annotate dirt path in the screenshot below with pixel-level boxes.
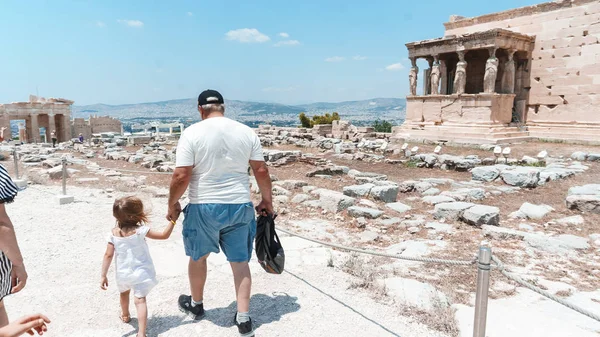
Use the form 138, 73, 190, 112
3, 185, 444, 337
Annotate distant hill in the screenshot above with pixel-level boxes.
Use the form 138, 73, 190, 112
73, 97, 406, 123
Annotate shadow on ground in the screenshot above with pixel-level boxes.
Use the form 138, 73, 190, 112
204, 293, 300, 329
122, 315, 197, 337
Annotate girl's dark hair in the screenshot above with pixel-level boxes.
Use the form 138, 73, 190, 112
113, 196, 149, 230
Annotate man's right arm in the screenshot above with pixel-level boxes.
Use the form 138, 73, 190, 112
249, 160, 273, 215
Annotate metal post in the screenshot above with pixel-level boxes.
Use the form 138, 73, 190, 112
13, 149, 19, 180
61, 158, 67, 196
473, 246, 492, 337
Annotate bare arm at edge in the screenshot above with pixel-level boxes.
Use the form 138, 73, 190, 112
250, 160, 274, 215
167, 166, 192, 221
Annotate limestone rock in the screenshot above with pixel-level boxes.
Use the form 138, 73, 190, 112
385, 202, 412, 214
408, 226, 420, 234
272, 186, 291, 196
306, 166, 346, 177
302, 185, 317, 193
421, 195, 456, 205
555, 234, 590, 250
500, 167, 540, 188
434, 202, 475, 221
399, 180, 417, 193
442, 188, 486, 201
359, 231, 379, 242
273, 180, 309, 190
566, 195, 600, 214
482, 226, 526, 241
291, 194, 312, 204
421, 188, 440, 196
587, 154, 600, 162
274, 195, 289, 204
568, 184, 600, 196
347, 206, 384, 219
461, 205, 500, 227
369, 185, 398, 203
414, 182, 433, 193
555, 215, 584, 226
376, 217, 403, 227
342, 184, 375, 198
521, 155, 540, 165
571, 151, 588, 161
314, 189, 356, 213
513, 202, 554, 220
471, 166, 501, 182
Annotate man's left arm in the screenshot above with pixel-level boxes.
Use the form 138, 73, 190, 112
168, 133, 194, 221
167, 166, 192, 221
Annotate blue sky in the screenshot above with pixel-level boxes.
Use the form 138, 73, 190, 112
0, 0, 540, 106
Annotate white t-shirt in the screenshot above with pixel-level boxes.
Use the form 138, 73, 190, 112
175, 117, 264, 204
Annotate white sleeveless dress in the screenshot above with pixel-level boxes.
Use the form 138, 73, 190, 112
108, 226, 158, 298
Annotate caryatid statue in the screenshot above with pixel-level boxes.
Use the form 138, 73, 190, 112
453, 51, 467, 95
409, 57, 418, 96
484, 48, 499, 93
430, 56, 441, 95
502, 50, 516, 94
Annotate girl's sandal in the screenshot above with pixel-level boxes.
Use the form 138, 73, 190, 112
120, 314, 131, 323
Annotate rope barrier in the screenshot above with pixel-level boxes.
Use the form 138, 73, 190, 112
491, 255, 600, 323
277, 227, 477, 266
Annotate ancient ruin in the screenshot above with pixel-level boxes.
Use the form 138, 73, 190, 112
72, 115, 123, 141
395, 0, 600, 144
0, 95, 123, 143
0, 95, 73, 143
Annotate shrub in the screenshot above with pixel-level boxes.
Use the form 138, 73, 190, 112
298, 112, 340, 128
372, 120, 393, 133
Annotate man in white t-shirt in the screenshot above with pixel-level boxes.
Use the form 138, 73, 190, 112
167, 90, 272, 337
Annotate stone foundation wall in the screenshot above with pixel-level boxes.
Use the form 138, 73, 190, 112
444, 0, 600, 130
89, 116, 122, 134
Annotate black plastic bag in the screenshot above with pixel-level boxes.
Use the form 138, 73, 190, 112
255, 214, 285, 274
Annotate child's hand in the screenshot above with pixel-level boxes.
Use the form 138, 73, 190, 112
100, 276, 108, 290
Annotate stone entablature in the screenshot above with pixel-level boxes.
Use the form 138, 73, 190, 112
443, 0, 598, 31
406, 29, 535, 59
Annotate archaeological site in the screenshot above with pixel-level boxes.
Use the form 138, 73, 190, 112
1, 1, 600, 337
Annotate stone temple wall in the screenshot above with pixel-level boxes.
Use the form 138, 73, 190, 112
444, 0, 600, 141
89, 116, 122, 134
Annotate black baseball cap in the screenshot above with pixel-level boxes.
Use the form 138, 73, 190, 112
198, 89, 224, 106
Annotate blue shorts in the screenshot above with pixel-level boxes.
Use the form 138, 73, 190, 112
182, 203, 256, 263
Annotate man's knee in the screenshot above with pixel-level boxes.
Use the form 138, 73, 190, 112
190, 253, 210, 264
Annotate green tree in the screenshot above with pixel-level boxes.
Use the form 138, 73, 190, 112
299, 112, 340, 128
372, 120, 393, 133
299, 112, 312, 128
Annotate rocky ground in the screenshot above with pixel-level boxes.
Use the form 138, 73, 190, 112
2, 135, 600, 336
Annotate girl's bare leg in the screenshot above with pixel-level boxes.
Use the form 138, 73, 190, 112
134, 297, 147, 337
120, 290, 131, 322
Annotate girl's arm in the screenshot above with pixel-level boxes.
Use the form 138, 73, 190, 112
100, 243, 114, 290
146, 221, 176, 240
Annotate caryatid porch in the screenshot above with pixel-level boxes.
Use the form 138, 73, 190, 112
396, 29, 536, 144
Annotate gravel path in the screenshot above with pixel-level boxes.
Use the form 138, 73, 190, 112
3, 185, 445, 337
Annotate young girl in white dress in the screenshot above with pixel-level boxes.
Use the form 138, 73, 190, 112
100, 196, 175, 337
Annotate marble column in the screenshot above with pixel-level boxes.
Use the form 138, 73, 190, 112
408, 57, 418, 96
453, 51, 467, 95
430, 55, 441, 95
502, 49, 516, 94
424, 57, 433, 95
484, 47, 499, 93
440, 59, 448, 95
62, 114, 71, 141
48, 112, 56, 143
30, 113, 40, 143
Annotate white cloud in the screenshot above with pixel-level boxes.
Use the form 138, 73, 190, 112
274, 40, 300, 47
325, 56, 345, 62
187, 12, 193, 16
353, 55, 367, 61
262, 86, 297, 92
118, 20, 144, 28
225, 28, 270, 43
385, 62, 405, 71
96, 21, 106, 28
278, 32, 289, 38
